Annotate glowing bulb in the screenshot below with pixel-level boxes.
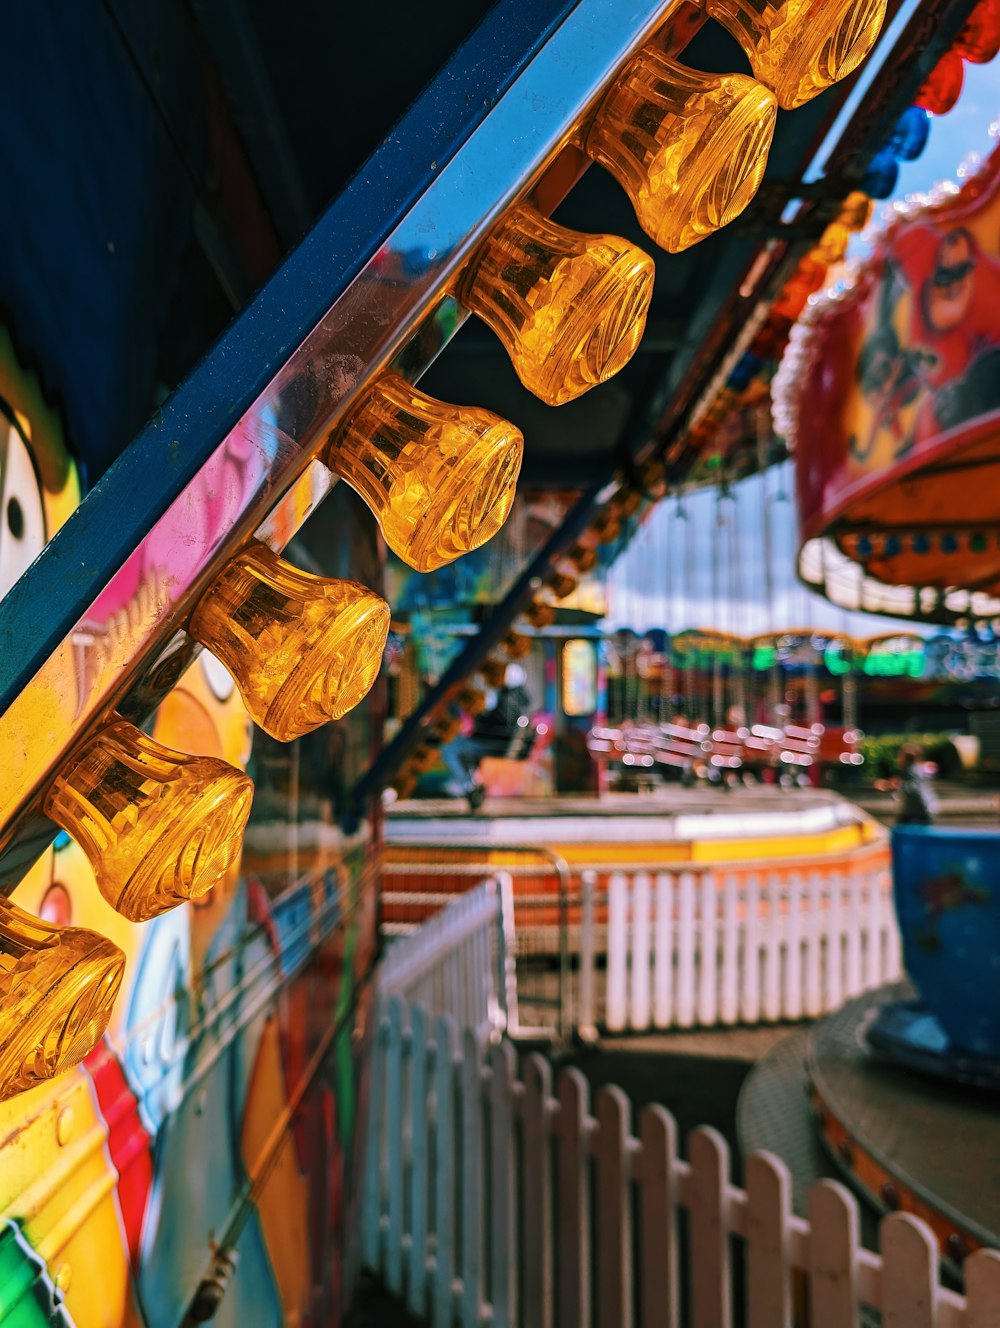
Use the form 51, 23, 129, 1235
0, 899, 124, 1099
480, 658, 508, 687
44, 716, 254, 922
915, 51, 965, 116
410, 745, 438, 773
705, 0, 887, 109
191, 544, 389, 740
462, 203, 654, 405
594, 511, 623, 544
567, 543, 598, 573
587, 52, 776, 252
456, 685, 487, 715
434, 714, 463, 742
501, 631, 532, 659
525, 600, 556, 628
547, 570, 579, 600
328, 373, 522, 572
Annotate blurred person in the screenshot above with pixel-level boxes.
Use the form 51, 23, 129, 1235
441, 664, 532, 810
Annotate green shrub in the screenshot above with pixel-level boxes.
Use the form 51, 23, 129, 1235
859, 732, 958, 780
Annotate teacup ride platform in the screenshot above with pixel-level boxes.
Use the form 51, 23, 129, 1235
383, 786, 889, 932
739, 826, 1000, 1274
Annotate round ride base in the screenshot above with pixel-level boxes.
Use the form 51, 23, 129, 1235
738, 983, 1000, 1271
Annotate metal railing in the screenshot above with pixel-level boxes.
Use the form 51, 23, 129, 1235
378, 874, 518, 1043
383, 843, 572, 1038
383, 842, 896, 1040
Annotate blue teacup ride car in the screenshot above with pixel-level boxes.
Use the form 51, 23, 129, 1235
868, 826, 1000, 1085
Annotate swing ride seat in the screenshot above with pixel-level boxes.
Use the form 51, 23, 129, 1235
478, 716, 554, 797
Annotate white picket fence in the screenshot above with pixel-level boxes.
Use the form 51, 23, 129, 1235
379, 874, 518, 1042
596, 866, 902, 1034
362, 994, 1000, 1328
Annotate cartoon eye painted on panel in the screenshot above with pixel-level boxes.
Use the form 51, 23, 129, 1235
0, 411, 46, 601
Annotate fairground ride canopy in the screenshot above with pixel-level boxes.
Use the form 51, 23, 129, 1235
776, 138, 1000, 626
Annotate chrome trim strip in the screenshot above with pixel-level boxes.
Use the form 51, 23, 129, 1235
0, 0, 679, 883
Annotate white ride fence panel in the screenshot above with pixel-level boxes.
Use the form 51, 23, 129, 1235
362, 993, 1000, 1328
600, 865, 902, 1033
377, 873, 519, 1043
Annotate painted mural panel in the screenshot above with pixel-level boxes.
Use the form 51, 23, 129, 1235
784, 143, 1000, 598
0, 326, 380, 1327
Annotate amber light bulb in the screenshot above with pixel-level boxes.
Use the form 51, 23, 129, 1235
525, 600, 556, 628
480, 658, 508, 687
462, 204, 654, 406
0, 899, 124, 1100
43, 716, 254, 922
328, 374, 522, 573
705, 0, 887, 109
191, 544, 389, 740
587, 51, 776, 253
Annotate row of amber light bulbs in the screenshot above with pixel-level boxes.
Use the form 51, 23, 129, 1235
0, 0, 886, 1100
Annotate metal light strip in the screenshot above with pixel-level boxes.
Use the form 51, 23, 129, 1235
0, 0, 679, 884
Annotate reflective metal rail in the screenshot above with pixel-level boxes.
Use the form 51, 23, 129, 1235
0, 0, 684, 889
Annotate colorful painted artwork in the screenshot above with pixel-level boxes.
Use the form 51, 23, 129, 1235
0, 329, 379, 1327
787, 143, 1000, 599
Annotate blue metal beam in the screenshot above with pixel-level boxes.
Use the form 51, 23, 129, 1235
0, 0, 576, 712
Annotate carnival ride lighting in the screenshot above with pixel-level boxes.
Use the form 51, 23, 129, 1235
43, 716, 253, 922
706, 0, 887, 110
753, 724, 785, 740
0, 899, 125, 1100
461, 204, 654, 406
586, 49, 777, 252
0, 0, 898, 1098
328, 373, 523, 572
190, 543, 390, 741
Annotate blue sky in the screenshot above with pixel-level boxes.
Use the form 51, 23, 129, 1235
606, 62, 999, 636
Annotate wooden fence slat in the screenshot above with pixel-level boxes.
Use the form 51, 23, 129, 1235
523, 1054, 554, 1328
745, 1152, 793, 1328
763, 875, 782, 1022
632, 873, 653, 1030
461, 1028, 483, 1328
433, 1015, 458, 1328
361, 1006, 388, 1271
966, 1249, 1000, 1328
688, 1127, 733, 1328
579, 871, 597, 1037
639, 1105, 679, 1328
881, 1212, 938, 1328
742, 876, 761, 1024
407, 1004, 430, 1316
489, 1041, 517, 1328
845, 873, 863, 998
653, 873, 674, 1029
804, 873, 824, 1018
698, 872, 719, 1027
808, 1180, 860, 1328
826, 873, 844, 1011
720, 875, 740, 1026
387, 997, 406, 1295
596, 1086, 634, 1328
863, 871, 883, 990
785, 873, 803, 1021
557, 1069, 591, 1328
607, 873, 629, 1032
677, 873, 697, 1028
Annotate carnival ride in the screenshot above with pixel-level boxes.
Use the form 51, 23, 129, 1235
740, 48, 1000, 1279
0, 0, 994, 1323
